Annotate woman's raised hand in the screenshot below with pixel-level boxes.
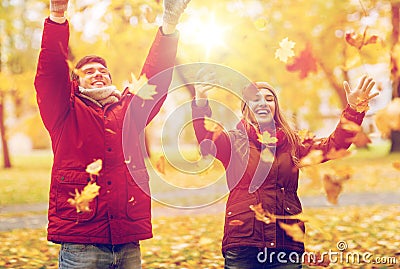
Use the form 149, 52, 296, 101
343, 75, 378, 112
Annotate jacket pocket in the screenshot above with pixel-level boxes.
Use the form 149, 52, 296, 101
225, 198, 257, 238
283, 198, 304, 231
126, 170, 151, 221
54, 169, 97, 222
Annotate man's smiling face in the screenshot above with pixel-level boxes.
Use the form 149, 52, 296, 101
79, 62, 112, 89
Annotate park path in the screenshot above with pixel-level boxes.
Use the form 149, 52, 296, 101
1, 192, 399, 232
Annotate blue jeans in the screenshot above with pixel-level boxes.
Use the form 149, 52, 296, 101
59, 242, 141, 269
224, 247, 303, 269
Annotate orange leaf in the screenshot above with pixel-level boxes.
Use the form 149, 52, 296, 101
156, 155, 166, 175
286, 43, 318, 79
345, 29, 379, 50
278, 222, 304, 243
322, 174, 346, 205
393, 161, 400, 171
353, 130, 371, 148
229, 220, 244, 226
299, 150, 324, 167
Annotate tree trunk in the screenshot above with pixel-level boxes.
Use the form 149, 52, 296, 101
0, 92, 11, 168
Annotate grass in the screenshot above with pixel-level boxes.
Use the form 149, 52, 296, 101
0, 145, 399, 206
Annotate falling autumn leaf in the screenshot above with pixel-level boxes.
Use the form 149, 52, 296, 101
66, 59, 85, 78
260, 148, 275, 163
340, 118, 362, 133
375, 98, 400, 138
275, 37, 296, 63
286, 43, 318, 79
228, 220, 244, 226
258, 131, 278, 145
354, 92, 379, 113
345, 29, 379, 50
279, 222, 305, 243
156, 155, 166, 175
299, 150, 324, 167
144, 5, 157, 23
105, 128, 117, 135
67, 182, 101, 213
322, 173, 349, 205
127, 73, 157, 101
254, 17, 269, 31
330, 165, 353, 181
298, 129, 315, 143
347, 130, 372, 148
393, 161, 400, 171
249, 203, 275, 224
204, 117, 224, 141
325, 148, 351, 160
86, 159, 103, 176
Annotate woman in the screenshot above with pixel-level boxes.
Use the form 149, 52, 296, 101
191, 75, 376, 268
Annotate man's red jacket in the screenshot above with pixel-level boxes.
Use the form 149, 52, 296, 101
34, 18, 178, 244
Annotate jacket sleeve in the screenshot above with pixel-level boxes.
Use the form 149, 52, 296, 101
130, 28, 179, 130
191, 100, 232, 167
34, 18, 71, 133
298, 104, 365, 159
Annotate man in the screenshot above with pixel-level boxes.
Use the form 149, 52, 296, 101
34, 0, 190, 268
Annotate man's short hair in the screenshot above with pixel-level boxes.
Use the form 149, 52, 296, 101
71, 55, 108, 82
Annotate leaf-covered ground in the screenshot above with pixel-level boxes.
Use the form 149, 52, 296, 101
0, 205, 399, 268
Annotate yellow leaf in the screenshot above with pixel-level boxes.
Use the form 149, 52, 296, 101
66, 59, 85, 78
299, 150, 324, 167
86, 159, 103, 176
68, 182, 100, 213
254, 17, 268, 31
105, 128, 117, 135
258, 131, 278, 145
298, 129, 315, 143
325, 148, 351, 160
278, 222, 304, 243
128, 73, 157, 100
275, 37, 296, 63
260, 148, 275, 163
249, 203, 275, 224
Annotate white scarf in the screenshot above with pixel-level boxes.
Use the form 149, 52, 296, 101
78, 86, 122, 107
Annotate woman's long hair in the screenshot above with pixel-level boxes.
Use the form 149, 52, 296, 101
241, 82, 301, 163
